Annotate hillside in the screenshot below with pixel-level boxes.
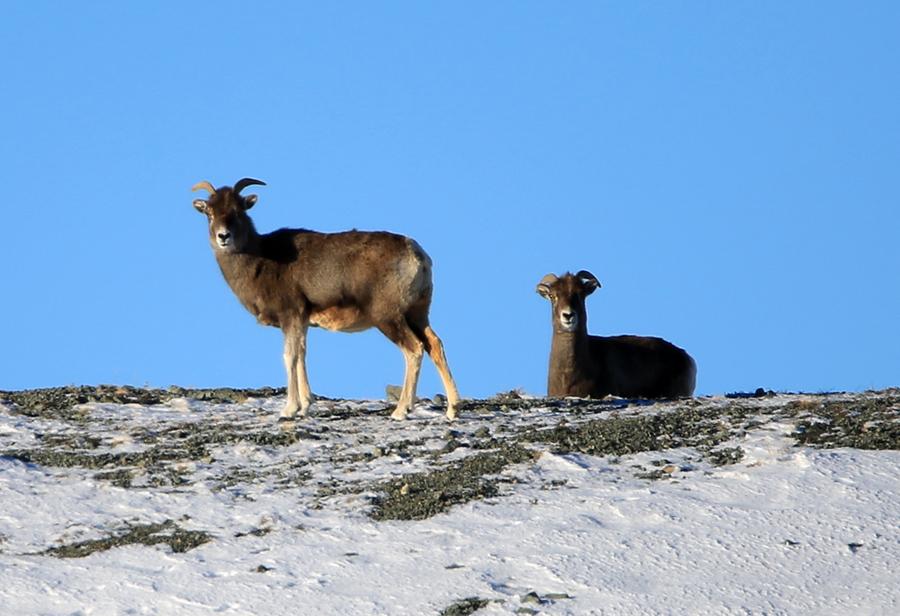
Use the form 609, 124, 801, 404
1, 386, 898, 615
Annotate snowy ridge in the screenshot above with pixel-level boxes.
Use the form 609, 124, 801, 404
0, 389, 898, 615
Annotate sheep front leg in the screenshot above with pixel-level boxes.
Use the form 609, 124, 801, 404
392, 342, 424, 421
280, 325, 311, 420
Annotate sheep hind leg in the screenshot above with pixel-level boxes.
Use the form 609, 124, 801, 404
378, 320, 424, 421
421, 326, 460, 420
406, 307, 460, 421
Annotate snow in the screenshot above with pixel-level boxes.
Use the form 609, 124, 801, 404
0, 393, 898, 615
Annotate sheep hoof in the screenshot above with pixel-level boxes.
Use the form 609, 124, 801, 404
445, 407, 458, 421
390, 408, 408, 421
279, 402, 307, 421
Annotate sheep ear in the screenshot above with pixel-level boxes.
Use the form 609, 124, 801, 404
576, 270, 601, 295
193, 199, 209, 215
536, 273, 558, 299
243, 195, 258, 210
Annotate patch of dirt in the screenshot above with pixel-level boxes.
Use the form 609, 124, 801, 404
439, 597, 493, 616
0, 385, 286, 420
41, 520, 211, 558
707, 446, 745, 466
371, 444, 536, 521
519, 405, 732, 455
792, 394, 900, 450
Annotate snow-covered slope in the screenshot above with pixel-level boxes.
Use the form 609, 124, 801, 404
1, 388, 897, 615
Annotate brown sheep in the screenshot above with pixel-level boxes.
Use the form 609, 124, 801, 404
537, 270, 696, 399
192, 178, 460, 420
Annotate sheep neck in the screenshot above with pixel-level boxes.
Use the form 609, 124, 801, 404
212, 228, 284, 327
548, 327, 598, 395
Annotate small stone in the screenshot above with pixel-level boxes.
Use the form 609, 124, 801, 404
385, 385, 403, 403
662, 464, 678, 474
520, 591, 543, 605
473, 427, 490, 438
399, 483, 410, 496
255, 564, 272, 573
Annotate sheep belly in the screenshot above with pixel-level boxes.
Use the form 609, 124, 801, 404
309, 305, 371, 333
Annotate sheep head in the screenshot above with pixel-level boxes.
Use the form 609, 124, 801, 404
192, 178, 266, 253
536, 270, 601, 333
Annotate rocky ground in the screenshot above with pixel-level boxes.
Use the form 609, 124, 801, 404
1, 385, 898, 614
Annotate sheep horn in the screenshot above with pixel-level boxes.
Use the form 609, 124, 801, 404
191, 181, 217, 195
233, 178, 267, 194
576, 270, 601, 288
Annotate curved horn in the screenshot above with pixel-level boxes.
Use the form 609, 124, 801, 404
233, 178, 267, 194
575, 270, 601, 291
191, 180, 217, 195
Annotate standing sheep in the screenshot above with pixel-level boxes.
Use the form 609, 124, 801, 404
192, 178, 461, 421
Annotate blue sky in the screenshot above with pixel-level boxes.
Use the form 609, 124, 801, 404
1, 2, 898, 399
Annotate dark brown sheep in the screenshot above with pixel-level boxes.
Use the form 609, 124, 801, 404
192, 178, 460, 420
536, 270, 696, 399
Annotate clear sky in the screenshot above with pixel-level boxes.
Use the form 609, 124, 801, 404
2, 2, 898, 399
